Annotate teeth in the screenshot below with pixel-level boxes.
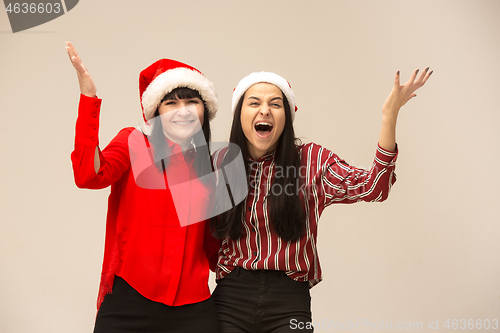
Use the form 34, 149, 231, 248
255, 121, 273, 133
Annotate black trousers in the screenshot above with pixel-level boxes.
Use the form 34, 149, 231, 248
94, 276, 221, 333
212, 267, 314, 333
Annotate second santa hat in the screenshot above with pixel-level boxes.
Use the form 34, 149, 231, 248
231, 71, 298, 122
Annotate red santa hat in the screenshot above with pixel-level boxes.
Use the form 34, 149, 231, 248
231, 71, 297, 122
139, 59, 218, 121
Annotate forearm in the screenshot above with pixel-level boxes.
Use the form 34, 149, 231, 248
72, 94, 103, 187
72, 95, 131, 189
378, 113, 398, 152
94, 146, 100, 173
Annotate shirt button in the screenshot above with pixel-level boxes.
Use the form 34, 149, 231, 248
94, 102, 99, 107
247, 207, 251, 211
91, 137, 95, 141
253, 252, 257, 256
92, 126, 97, 130
92, 113, 97, 118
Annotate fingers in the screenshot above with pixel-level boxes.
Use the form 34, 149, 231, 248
421, 67, 433, 85
414, 67, 427, 86
66, 41, 76, 54
65, 41, 88, 76
68, 42, 83, 64
65, 41, 79, 62
406, 68, 420, 85
65, 42, 75, 64
394, 71, 400, 88
65, 42, 97, 97
414, 67, 434, 86
65, 42, 79, 70
398, 67, 433, 95
65, 41, 80, 59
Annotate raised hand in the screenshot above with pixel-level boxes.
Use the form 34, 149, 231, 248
378, 68, 433, 152
65, 41, 97, 97
382, 68, 433, 120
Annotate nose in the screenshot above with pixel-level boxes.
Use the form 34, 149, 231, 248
259, 104, 270, 116
175, 103, 192, 117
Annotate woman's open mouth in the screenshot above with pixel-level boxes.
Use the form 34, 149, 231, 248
254, 122, 273, 138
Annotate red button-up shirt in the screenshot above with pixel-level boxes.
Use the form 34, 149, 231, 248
71, 94, 216, 309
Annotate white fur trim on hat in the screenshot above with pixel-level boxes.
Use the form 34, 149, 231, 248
141, 67, 218, 121
231, 72, 296, 122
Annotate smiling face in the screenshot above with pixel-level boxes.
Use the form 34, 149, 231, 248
157, 96, 204, 148
240, 83, 286, 160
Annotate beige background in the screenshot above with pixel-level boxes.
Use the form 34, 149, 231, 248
1, 0, 499, 332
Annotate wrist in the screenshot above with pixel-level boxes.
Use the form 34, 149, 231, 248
81, 87, 97, 98
381, 112, 398, 126
82, 93, 96, 98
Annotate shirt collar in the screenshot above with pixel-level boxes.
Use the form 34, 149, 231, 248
166, 137, 197, 163
247, 150, 275, 163
165, 137, 196, 151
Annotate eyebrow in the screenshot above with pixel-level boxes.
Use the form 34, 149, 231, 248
247, 96, 283, 101
164, 97, 200, 101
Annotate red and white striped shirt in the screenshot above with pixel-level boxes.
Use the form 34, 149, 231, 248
212, 142, 397, 287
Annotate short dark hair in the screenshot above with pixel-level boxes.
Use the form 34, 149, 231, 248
211, 92, 305, 241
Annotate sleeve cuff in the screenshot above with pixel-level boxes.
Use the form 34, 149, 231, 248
375, 143, 398, 166
75, 94, 102, 147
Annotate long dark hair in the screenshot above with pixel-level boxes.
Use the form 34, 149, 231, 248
149, 87, 213, 180
211, 93, 305, 241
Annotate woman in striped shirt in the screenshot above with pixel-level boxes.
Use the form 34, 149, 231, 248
210, 69, 432, 332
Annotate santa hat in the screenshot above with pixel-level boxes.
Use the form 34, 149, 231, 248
231, 72, 297, 122
140, 59, 217, 121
